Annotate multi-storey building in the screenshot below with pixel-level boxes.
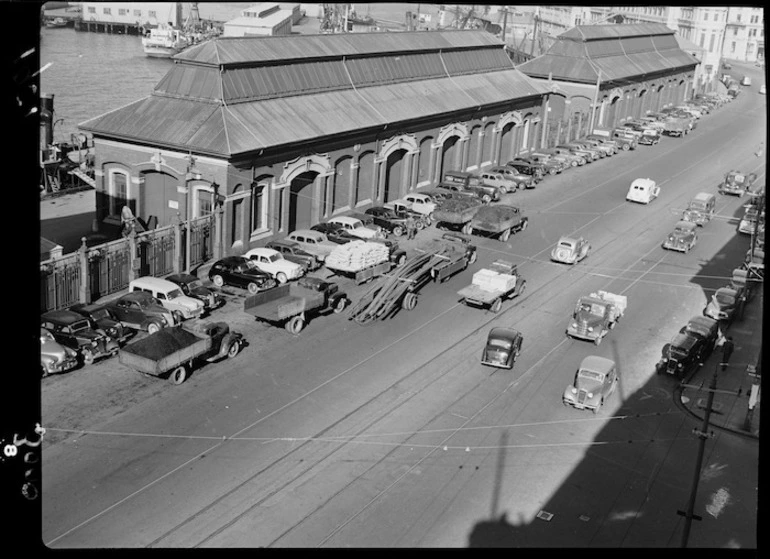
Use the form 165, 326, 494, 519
80, 2, 183, 28
536, 6, 614, 37
724, 6, 764, 63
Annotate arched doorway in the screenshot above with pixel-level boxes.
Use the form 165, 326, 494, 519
288, 171, 316, 232
606, 96, 620, 128
440, 136, 461, 179
384, 149, 407, 203
498, 122, 515, 163
141, 171, 178, 227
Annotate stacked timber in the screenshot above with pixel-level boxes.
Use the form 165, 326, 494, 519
326, 241, 389, 271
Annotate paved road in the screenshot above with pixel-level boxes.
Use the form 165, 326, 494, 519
42, 69, 763, 548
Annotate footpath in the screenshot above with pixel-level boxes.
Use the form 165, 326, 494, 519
677, 286, 761, 439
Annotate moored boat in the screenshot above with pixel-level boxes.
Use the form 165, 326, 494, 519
141, 24, 190, 58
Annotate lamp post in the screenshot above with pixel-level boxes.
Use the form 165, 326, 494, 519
185, 154, 201, 273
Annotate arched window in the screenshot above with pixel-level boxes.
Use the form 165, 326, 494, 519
417, 137, 433, 185
355, 151, 375, 205
192, 182, 213, 218
333, 156, 352, 213
251, 175, 272, 233
108, 168, 131, 216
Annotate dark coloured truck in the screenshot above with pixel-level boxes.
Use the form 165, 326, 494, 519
468, 204, 529, 242
431, 197, 483, 234
118, 321, 244, 384
440, 170, 500, 203
243, 276, 348, 333
566, 291, 627, 345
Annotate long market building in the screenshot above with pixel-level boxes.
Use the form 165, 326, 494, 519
79, 25, 700, 258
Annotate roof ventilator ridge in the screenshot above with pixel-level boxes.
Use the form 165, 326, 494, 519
342, 55, 388, 124
438, 49, 481, 108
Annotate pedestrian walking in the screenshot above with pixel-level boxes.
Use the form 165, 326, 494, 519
406, 215, 416, 240
721, 336, 735, 371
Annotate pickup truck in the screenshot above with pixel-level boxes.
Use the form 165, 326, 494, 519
243, 276, 348, 333
468, 204, 528, 242
566, 291, 627, 345
457, 260, 526, 313
662, 117, 693, 137
119, 321, 244, 384
325, 240, 394, 284
440, 170, 500, 204
431, 196, 483, 234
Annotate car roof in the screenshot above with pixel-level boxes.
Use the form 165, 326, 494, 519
329, 216, 358, 225
688, 315, 718, 331
579, 355, 615, 373
558, 236, 578, 245
488, 327, 520, 341
289, 229, 322, 237
674, 221, 697, 231
245, 247, 277, 257
167, 273, 198, 283
41, 309, 89, 324
671, 332, 699, 349
120, 291, 156, 302
693, 192, 715, 202
631, 178, 656, 188
218, 255, 248, 264
129, 276, 178, 289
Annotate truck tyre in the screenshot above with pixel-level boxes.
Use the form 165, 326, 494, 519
393, 226, 404, 237
622, 144, 630, 151
286, 316, 305, 334
276, 272, 288, 284
170, 366, 188, 385
396, 254, 407, 267
247, 282, 260, 294
227, 341, 241, 359
81, 348, 95, 366
491, 298, 502, 313
462, 223, 472, 235
212, 274, 224, 287
468, 251, 478, 264
500, 228, 511, 242
147, 322, 161, 335
416, 220, 425, 231
402, 293, 417, 311
482, 194, 492, 204
594, 336, 602, 346
173, 311, 184, 325
333, 297, 347, 314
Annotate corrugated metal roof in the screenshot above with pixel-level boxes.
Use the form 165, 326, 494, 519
177, 30, 504, 66
82, 68, 548, 158
530, 78, 597, 101
559, 23, 674, 41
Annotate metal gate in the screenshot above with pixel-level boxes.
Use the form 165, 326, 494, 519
41, 254, 81, 313
89, 242, 131, 302
137, 225, 175, 278
185, 216, 213, 270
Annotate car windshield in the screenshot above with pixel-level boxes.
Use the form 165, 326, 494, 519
267, 253, 281, 262
729, 174, 745, 184
689, 201, 707, 210
443, 175, 464, 184
579, 302, 606, 316
669, 347, 689, 359
674, 227, 691, 235
559, 241, 574, 248
90, 308, 110, 320
166, 289, 183, 300
715, 292, 735, 305
186, 279, 203, 290
70, 319, 91, 332
577, 369, 604, 383
488, 338, 512, 349
242, 261, 258, 271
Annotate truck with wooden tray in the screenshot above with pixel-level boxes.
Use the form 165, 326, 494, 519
456, 260, 527, 313
243, 276, 349, 334
469, 204, 529, 242
118, 320, 244, 385
347, 239, 477, 325
431, 197, 483, 234
416, 232, 478, 283
323, 240, 395, 285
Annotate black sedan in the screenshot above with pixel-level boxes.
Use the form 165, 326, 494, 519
69, 302, 132, 345
481, 328, 523, 369
506, 160, 544, 182
208, 256, 277, 294
310, 222, 360, 245
166, 273, 223, 312
364, 206, 415, 237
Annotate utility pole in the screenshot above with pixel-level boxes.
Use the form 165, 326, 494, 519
501, 6, 508, 44
679, 363, 718, 547
530, 14, 539, 57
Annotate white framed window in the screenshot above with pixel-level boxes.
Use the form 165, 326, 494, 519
134, 9, 141, 17
103, 7, 111, 15
192, 184, 214, 218
251, 182, 269, 233
118, 9, 127, 16
108, 169, 130, 216
87, 6, 95, 13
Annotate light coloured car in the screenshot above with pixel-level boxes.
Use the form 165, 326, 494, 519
662, 221, 698, 253
285, 229, 339, 262
40, 327, 79, 377
626, 178, 660, 204
243, 247, 305, 283
562, 356, 618, 414
551, 236, 591, 264
675, 105, 702, 119
759, 84, 766, 95
398, 193, 437, 218
479, 171, 517, 194
128, 276, 204, 321
327, 216, 383, 240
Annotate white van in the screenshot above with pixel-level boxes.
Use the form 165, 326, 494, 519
626, 178, 660, 204
741, 76, 751, 86
128, 276, 204, 321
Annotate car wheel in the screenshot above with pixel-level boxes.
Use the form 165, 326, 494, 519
247, 282, 259, 294
482, 194, 492, 204
393, 226, 404, 237
227, 342, 241, 359
80, 348, 95, 366
212, 275, 224, 287
571, 160, 578, 167
594, 336, 602, 346
549, 168, 558, 176
521, 220, 528, 231
500, 228, 511, 242
416, 221, 425, 231
172, 311, 184, 325
468, 251, 478, 264
276, 272, 288, 284
491, 298, 502, 313
402, 292, 418, 311
147, 322, 161, 335
622, 144, 630, 151
41, 365, 49, 378
170, 365, 188, 385
286, 316, 305, 334
462, 223, 472, 235
333, 297, 347, 314
396, 254, 407, 267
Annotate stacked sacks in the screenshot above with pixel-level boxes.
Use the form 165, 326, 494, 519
325, 241, 389, 271
471, 268, 516, 292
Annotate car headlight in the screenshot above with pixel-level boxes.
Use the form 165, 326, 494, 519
678, 363, 683, 369
91, 340, 98, 347
587, 392, 594, 399
571, 387, 577, 394
587, 327, 594, 332
160, 316, 168, 324
572, 322, 578, 328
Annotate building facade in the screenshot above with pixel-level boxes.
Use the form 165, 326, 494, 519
223, 3, 294, 37
79, 31, 550, 255
724, 6, 765, 62
80, 2, 183, 28
519, 24, 700, 135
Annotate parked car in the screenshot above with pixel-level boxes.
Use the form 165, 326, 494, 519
722, 61, 732, 70
327, 215, 384, 240
662, 221, 698, 253
741, 76, 751, 86
551, 236, 591, 264
166, 272, 223, 311
626, 178, 660, 204
719, 170, 758, 196
760, 84, 766, 95
479, 171, 517, 195
578, 138, 614, 157
564, 141, 603, 159
40, 327, 79, 377
608, 130, 638, 150
509, 156, 549, 177
636, 117, 666, 132
556, 143, 597, 163
656, 332, 705, 377
585, 135, 620, 153
69, 302, 132, 345
440, 170, 501, 203
104, 291, 176, 334
738, 206, 764, 235
681, 192, 716, 226
481, 328, 524, 369
399, 193, 438, 219
418, 188, 453, 205
243, 247, 306, 283
506, 160, 546, 181
527, 152, 568, 175
679, 315, 720, 361
310, 222, 359, 245
543, 146, 586, 166
365, 205, 421, 237
285, 229, 340, 262
562, 356, 618, 414
41, 310, 119, 366
488, 165, 537, 188
265, 239, 322, 272
207, 256, 277, 294
435, 181, 484, 202
128, 276, 205, 322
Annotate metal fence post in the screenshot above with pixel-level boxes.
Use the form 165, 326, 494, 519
127, 228, 138, 283
78, 237, 89, 304
173, 215, 183, 274
214, 207, 223, 260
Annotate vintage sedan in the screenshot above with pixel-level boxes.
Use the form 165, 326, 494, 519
551, 236, 591, 264
563, 356, 618, 414
310, 222, 359, 245
542, 146, 585, 167
559, 142, 599, 161
662, 221, 698, 253
41, 310, 120, 365
207, 256, 277, 294
578, 138, 615, 157
243, 247, 305, 283
397, 192, 438, 218
719, 170, 758, 196
479, 171, 517, 195
656, 332, 704, 377
481, 328, 523, 369
679, 315, 720, 361
365, 205, 419, 237
527, 153, 568, 175
488, 165, 537, 188
285, 229, 340, 262
104, 291, 176, 334
738, 206, 764, 235
327, 216, 384, 240
704, 284, 747, 322
166, 273, 223, 311
681, 192, 716, 226
69, 302, 132, 344
41, 328, 79, 377
265, 239, 322, 271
